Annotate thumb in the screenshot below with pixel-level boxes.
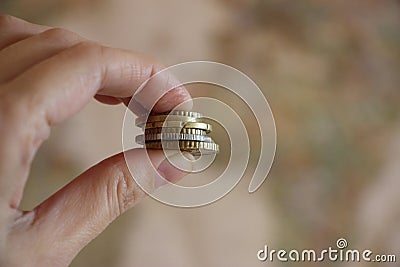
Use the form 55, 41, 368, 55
7, 149, 192, 267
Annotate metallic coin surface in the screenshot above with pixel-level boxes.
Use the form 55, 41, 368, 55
145, 127, 207, 135
135, 114, 198, 127
136, 133, 213, 145
145, 140, 219, 155
158, 110, 203, 118
144, 121, 212, 132
135, 110, 218, 156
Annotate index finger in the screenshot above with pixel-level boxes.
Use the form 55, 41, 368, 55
0, 14, 50, 50
9, 41, 192, 126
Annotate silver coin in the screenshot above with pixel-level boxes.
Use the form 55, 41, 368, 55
144, 140, 219, 155
136, 133, 214, 145
158, 110, 203, 118
135, 114, 198, 127
144, 121, 212, 132
145, 127, 207, 135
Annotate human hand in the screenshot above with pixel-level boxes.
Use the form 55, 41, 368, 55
0, 14, 192, 267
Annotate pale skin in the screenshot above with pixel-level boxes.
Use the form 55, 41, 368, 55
0, 15, 192, 266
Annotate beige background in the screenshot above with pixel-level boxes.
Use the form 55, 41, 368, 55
1, 0, 399, 266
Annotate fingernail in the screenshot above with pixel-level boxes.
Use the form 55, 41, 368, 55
155, 152, 194, 188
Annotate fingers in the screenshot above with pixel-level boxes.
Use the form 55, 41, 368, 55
0, 16, 192, 211
0, 28, 84, 83
1, 41, 191, 208
10, 41, 191, 126
6, 150, 193, 266
0, 14, 49, 50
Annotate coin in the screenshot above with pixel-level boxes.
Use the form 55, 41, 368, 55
135, 114, 198, 127
144, 121, 212, 132
136, 133, 213, 145
145, 127, 207, 135
145, 140, 219, 155
136, 111, 203, 127
135, 110, 218, 156
158, 110, 203, 118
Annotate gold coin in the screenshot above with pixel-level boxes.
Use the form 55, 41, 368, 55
135, 110, 217, 155
144, 121, 212, 132
145, 127, 207, 135
158, 110, 203, 118
136, 133, 213, 145
135, 114, 198, 127
144, 140, 219, 155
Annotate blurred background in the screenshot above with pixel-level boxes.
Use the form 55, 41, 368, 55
1, 0, 399, 266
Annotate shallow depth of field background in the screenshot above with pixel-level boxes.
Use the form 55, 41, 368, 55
1, 1, 399, 266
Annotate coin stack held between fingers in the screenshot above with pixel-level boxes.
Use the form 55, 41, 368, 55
135, 110, 219, 156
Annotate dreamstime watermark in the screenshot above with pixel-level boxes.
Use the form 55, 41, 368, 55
122, 61, 276, 207
257, 238, 397, 263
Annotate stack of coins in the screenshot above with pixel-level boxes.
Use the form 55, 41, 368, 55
135, 110, 219, 156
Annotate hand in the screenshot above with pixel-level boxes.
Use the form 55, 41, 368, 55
0, 15, 191, 267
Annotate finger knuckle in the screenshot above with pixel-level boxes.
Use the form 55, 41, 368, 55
40, 27, 81, 45
64, 41, 109, 71
69, 41, 105, 58
0, 14, 17, 30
